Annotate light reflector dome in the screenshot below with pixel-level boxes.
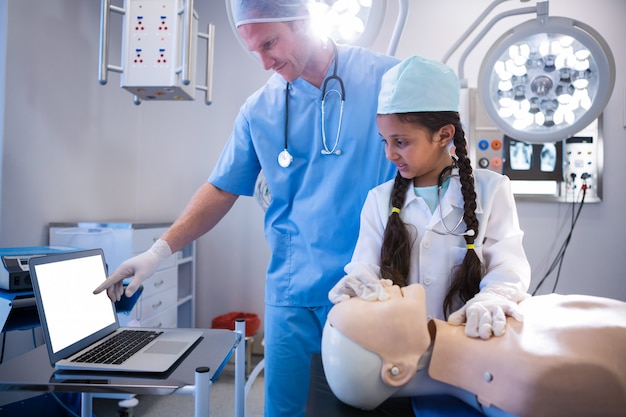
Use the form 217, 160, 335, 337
308, 0, 386, 46
226, 0, 387, 53
479, 16, 615, 143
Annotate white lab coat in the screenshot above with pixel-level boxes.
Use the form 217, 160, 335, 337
345, 168, 531, 320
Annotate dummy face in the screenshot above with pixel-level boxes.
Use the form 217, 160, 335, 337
322, 283, 431, 410
377, 114, 454, 187
237, 21, 312, 83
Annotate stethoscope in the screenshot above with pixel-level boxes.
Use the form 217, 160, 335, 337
278, 41, 345, 168
431, 159, 475, 237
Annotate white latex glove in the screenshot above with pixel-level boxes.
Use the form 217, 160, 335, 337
328, 275, 393, 304
93, 238, 172, 302
448, 284, 530, 340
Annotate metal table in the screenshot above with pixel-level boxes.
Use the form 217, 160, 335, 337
0, 324, 247, 417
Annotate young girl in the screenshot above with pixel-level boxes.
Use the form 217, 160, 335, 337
330, 55, 531, 340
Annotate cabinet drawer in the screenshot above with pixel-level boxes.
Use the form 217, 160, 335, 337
132, 227, 176, 269
139, 286, 177, 320
132, 227, 169, 253
141, 306, 178, 329
141, 268, 176, 298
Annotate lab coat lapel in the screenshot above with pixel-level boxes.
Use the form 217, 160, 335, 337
398, 171, 484, 232
438, 177, 464, 218
431, 172, 484, 231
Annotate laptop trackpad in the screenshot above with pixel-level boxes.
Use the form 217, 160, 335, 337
145, 341, 187, 355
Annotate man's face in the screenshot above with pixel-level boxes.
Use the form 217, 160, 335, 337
237, 21, 311, 83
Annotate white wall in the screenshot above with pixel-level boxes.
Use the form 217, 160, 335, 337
1, 0, 625, 363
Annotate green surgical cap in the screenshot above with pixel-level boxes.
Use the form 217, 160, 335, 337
377, 56, 460, 114
232, 0, 310, 27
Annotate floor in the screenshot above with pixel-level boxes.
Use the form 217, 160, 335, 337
92, 354, 265, 417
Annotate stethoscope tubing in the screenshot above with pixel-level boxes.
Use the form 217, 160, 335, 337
279, 40, 345, 167
433, 161, 473, 237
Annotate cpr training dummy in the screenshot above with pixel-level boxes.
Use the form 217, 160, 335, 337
323, 281, 626, 417
323, 56, 626, 417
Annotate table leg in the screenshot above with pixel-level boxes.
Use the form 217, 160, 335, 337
194, 366, 211, 417
81, 392, 93, 417
235, 319, 246, 417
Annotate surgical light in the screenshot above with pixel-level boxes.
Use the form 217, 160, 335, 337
226, 1, 404, 54
478, 12, 615, 143
309, 0, 380, 45
303, 0, 408, 54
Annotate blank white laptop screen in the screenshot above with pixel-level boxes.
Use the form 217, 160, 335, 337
30, 249, 204, 373
34, 253, 116, 354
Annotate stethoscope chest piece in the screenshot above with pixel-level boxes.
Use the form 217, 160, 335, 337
278, 149, 293, 168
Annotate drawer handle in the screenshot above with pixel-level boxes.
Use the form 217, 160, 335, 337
153, 280, 164, 287
152, 300, 163, 309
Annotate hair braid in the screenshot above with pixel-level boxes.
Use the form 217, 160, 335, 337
442, 118, 482, 317
380, 172, 413, 287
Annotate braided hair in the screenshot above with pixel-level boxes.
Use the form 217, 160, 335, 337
379, 112, 482, 317
379, 173, 413, 287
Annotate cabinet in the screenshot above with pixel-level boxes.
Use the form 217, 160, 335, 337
48, 222, 195, 329
176, 241, 196, 328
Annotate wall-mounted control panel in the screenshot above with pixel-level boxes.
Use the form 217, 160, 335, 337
120, 0, 198, 101
468, 89, 602, 203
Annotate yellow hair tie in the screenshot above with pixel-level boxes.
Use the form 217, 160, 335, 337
391, 207, 401, 214
466, 243, 475, 250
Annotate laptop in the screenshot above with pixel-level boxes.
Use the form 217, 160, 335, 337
29, 248, 203, 373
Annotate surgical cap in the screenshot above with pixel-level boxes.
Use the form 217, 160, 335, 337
377, 55, 460, 114
232, 0, 310, 27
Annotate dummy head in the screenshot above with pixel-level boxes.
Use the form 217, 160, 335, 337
321, 283, 431, 409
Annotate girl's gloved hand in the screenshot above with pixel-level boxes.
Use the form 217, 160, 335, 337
328, 275, 393, 304
448, 284, 531, 340
93, 239, 172, 302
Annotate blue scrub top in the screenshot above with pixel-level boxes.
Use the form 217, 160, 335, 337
209, 45, 399, 307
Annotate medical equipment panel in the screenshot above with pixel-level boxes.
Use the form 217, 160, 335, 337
99, 0, 216, 104
120, 0, 198, 101
468, 88, 602, 203
0, 247, 75, 291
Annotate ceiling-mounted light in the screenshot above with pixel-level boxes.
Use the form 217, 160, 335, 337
478, 14, 615, 143
308, 0, 385, 47
226, 0, 397, 53
444, 1, 615, 144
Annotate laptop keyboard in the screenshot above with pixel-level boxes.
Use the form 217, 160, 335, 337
72, 330, 163, 365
